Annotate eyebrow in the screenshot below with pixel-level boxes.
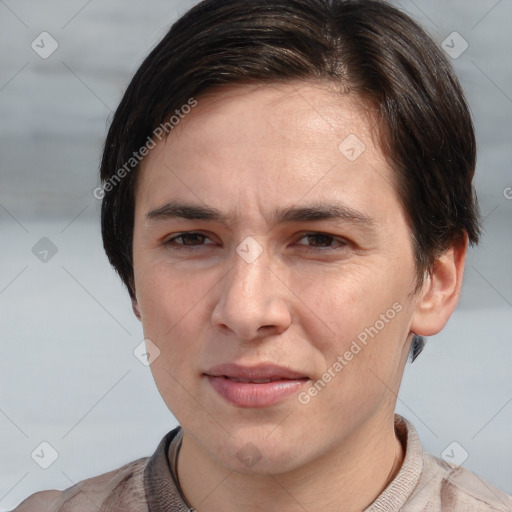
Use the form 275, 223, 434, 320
146, 201, 229, 224
145, 200, 375, 227
274, 204, 374, 226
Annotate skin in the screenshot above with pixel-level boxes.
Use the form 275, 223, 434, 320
131, 81, 467, 512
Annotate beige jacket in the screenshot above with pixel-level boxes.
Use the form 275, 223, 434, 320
12, 415, 512, 511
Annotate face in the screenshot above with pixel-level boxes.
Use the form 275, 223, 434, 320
132, 82, 423, 474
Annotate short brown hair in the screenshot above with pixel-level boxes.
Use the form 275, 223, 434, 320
99, 0, 480, 357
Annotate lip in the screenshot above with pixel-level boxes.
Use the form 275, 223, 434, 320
204, 363, 310, 408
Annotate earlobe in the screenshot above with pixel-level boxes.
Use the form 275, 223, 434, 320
132, 297, 142, 321
410, 234, 468, 337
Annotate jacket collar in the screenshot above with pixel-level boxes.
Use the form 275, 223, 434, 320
144, 425, 191, 512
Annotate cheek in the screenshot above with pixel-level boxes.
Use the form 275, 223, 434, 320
294, 261, 413, 399
297, 292, 410, 428
134, 262, 206, 364
136, 266, 212, 418
294, 262, 402, 344
136, 257, 209, 318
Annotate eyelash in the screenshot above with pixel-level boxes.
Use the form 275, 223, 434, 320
298, 233, 348, 250
163, 232, 349, 252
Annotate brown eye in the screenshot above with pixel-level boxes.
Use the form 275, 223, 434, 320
297, 233, 348, 250
305, 234, 334, 247
165, 232, 211, 247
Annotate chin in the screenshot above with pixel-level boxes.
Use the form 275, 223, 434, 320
210, 432, 308, 475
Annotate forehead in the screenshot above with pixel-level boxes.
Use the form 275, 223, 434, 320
168, 81, 378, 155
135, 81, 400, 226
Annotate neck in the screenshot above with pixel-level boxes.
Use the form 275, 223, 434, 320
176, 413, 404, 512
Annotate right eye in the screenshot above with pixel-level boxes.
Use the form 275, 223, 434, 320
163, 232, 216, 250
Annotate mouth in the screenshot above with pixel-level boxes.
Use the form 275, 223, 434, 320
204, 363, 310, 407
219, 376, 300, 384
205, 362, 309, 381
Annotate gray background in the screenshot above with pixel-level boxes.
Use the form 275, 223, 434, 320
0, 0, 511, 509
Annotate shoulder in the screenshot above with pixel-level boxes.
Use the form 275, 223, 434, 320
11, 457, 149, 512
418, 452, 512, 511
388, 416, 512, 512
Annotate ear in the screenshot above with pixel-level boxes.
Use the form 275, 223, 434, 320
131, 296, 142, 321
410, 234, 468, 337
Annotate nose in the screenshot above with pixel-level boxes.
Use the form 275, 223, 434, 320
211, 246, 292, 341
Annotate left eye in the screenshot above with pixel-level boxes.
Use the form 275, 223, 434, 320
296, 233, 348, 249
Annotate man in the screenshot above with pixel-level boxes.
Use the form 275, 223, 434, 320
13, 0, 512, 510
